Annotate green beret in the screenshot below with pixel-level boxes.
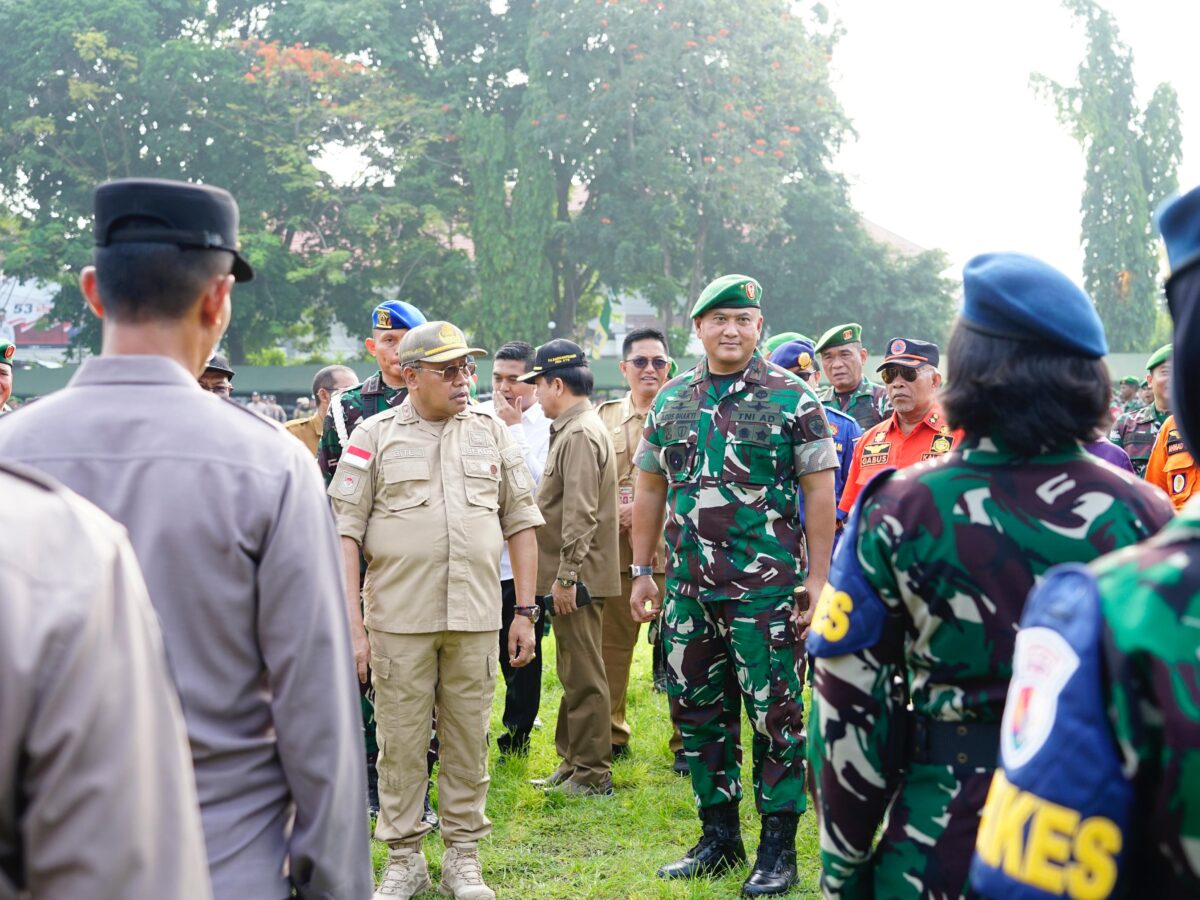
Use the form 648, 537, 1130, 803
1119, 375, 1140, 387
1145, 343, 1172, 372
690, 274, 762, 318
666, 356, 679, 379
0, 342, 13, 368
762, 331, 807, 356
814, 323, 863, 353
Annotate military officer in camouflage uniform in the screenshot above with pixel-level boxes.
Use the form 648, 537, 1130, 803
814, 322, 890, 430
972, 183, 1200, 900
317, 299, 427, 484
630, 274, 839, 896
1117, 374, 1142, 412
807, 252, 1173, 900
0, 341, 15, 414
1109, 343, 1172, 476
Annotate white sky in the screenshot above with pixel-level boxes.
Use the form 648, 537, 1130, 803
826, 0, 1200, 282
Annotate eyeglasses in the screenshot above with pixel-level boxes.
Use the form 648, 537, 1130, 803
879, 365, 925, 385
626, 356, 670, 371
414, 361, 477, 383
200, 382, 232, 397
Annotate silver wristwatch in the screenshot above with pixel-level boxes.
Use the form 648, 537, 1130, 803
629, 565, 654, 578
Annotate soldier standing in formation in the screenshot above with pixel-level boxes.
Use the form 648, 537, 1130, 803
1116, 374, 1142, 412
0, 177, 371, 899
972, 185, 1200, 899
1110, 343, 1172, 476
814, 322, 890, 430
630, 274, 838, 896
806, 252, 1173, 899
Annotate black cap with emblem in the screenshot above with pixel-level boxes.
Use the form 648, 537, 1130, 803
94, 178, 254, 283
516, 339, 589, 382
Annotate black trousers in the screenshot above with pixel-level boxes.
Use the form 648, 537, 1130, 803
497, 578, 545, 750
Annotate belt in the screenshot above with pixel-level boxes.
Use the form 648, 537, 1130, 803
907, 717, 1001, 771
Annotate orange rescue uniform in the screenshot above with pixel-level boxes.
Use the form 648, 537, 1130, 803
1145, 414, 1196, 511
839, 404, 963, 513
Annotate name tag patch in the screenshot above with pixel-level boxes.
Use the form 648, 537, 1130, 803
860, 441, 891, 467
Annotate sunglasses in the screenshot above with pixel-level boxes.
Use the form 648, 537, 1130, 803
626, 356, 670, 371
879, 364, 925, 385
414, 360, 477, 383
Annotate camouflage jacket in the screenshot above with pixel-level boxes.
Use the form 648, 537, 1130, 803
818, 376, 890, 430
1081, 502, 1200, 895
635, 352, 838, 601
316, 372, 407, 485
806, 439, 1174, 898
1109, 403, 1168, 476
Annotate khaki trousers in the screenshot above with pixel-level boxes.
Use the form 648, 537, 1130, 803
602, 573, 682, 752
370, 630, 498, 849
552, 598, 612, 785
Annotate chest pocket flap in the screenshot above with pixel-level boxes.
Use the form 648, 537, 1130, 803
464, 455, 501, 510
383, 456, 430, 511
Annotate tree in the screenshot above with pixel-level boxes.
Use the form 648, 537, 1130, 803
1033, 0, 1182, 351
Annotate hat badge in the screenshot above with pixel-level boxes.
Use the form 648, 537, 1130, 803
891, 339, 906, 355
439, 323, 460, 343
376, 309, 392, 329
744, 281, 757, 300
842, 328, 853, 340
797, 352, 812, 369
2, 345, 12, 361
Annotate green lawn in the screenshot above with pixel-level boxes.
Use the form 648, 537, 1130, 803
371, 630, 822, 898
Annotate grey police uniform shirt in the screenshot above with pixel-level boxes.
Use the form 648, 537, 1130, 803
0, 461, 212, 900
0, 356, 371, 900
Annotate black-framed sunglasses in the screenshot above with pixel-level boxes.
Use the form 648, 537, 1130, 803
415, 360, 477, 383
879, 365, 925, 385
626, 356, 670, 371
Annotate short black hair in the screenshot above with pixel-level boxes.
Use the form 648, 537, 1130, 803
94, 220, 235, 321
941, 324, 1110, 457
494, 341, 536, 372
548, 365, 594, 397
312, 364, 356, 399
622, 328, 669, 358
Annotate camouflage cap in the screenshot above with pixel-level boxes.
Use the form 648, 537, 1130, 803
762, 331, 807, 356
398, 321, 485, 366
1146, 343, 1172, 373
814, 323, 863, 353
690, 274, 762, 318
0, 342, 13, 370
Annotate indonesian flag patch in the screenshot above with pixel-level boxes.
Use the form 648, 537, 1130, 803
344, 444, 373, 469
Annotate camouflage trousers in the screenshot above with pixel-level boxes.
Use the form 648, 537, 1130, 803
662, 591, 807, 814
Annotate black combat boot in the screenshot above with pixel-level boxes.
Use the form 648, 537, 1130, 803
741, 812, 799, 896
657, 801, 747, 879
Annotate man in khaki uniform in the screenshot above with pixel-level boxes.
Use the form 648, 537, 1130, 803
285, 363, 358, 457
331, 321, 544, 900
596, 327, 684, 773
519, 339, 621, 796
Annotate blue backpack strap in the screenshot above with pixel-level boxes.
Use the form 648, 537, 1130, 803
971, 563, 1132, 899
806, 469, 897, 657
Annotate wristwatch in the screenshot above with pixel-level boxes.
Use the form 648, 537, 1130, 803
514, 605, 542, 623
556, 577, 577, 588
629, 565, 654, 578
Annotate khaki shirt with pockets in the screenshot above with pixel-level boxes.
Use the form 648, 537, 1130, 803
536, 398, 622, 598
597, 391, 667, 574
331, 398, 544, 634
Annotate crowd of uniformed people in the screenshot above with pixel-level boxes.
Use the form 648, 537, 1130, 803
1, 174, 1198, 900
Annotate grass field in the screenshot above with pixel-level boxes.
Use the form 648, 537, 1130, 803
370, 627, 822, 898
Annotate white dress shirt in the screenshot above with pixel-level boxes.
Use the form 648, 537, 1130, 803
479, 399, 551, 581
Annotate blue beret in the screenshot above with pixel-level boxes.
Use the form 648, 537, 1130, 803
770, 339, 817, 372
372, 300, 426, 331
960, 252, 1107, 358
1156, 185, 1200, 281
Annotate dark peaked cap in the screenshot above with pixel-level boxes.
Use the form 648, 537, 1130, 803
94, 178, 254, 283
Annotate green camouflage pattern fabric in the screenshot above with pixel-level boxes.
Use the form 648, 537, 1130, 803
1084, 502, 1200, 895
1121, 396, 1146, 414
1109, 403, 1169, 477
663, 592, 807, 814
316, 371, 406, 485
808, 439, 1174, 899
818, 376, 891, 430
634, 352, 838, 602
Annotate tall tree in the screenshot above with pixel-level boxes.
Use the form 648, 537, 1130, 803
1033, 0, 1182, 351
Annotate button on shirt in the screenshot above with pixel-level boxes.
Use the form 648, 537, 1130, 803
839, 403, 962, 513
0, 355, 371, 900
330, 399, 545, 633
477, 399, 551, 581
